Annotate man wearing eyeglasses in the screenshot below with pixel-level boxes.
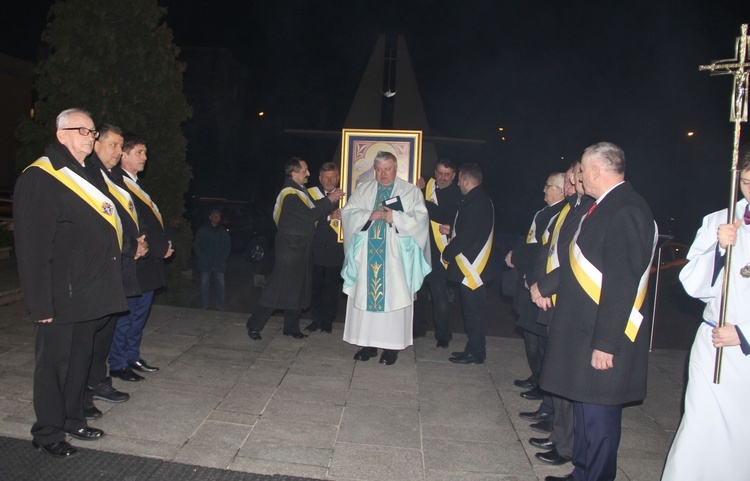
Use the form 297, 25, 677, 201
14, 108, 128, 458
505, 172, 566, 427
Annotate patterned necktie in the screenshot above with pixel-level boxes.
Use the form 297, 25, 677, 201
744, 204, 750, 225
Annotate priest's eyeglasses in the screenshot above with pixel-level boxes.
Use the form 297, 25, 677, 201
61, 127, 100, 139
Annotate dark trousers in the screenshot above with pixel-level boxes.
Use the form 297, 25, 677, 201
247, 305, 302, 333
523, 329, 544, 382
32, 318, 99, 445
85, 315, 117, 403
109, 290, 154, 370
459, 284, 486, 359
414, 267, 452, 342
550, 395, 574, 459
310, 263, 341, 329
572, 402, 623, 481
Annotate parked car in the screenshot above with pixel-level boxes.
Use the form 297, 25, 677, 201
187, 196, 276, 264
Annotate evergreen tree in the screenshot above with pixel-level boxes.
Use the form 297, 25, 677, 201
16, 0, 194, 302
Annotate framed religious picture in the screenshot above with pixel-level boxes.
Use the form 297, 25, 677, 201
339, 129, 423, 241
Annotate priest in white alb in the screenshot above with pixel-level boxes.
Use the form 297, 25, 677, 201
341, 151, 431, 365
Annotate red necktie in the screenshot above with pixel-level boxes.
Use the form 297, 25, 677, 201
586, 202, 597, 218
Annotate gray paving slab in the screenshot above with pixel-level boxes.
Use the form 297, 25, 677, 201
338, 403, 421, 449
329, 442, 423, 481
246, 417, 339, 449
238, 441, 332, 467
229, 455, 330, 479
0, 302, 689, 481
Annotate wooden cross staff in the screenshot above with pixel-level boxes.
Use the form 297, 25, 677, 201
699, 24, 749, 384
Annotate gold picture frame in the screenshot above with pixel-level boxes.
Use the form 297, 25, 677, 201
339, 129, 423, 242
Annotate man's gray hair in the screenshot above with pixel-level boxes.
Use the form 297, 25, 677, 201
56, 108, 92, 129
584, 141, 625, 174
549, 172, 566, 190
373, 151, 397, 166
319, 162, 339, 173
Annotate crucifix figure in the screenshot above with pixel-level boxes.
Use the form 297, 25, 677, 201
699, 24, 750, 383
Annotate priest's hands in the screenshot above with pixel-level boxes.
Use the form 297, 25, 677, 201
369, 208, 394, 223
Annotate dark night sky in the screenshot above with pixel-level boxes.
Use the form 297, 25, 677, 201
3, 0, 750, 239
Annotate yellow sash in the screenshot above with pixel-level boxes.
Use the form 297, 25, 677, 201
525, 207, 545, 244
546, 203, 571, 304
27, 157, 123, 251
454, 203, 494, 290
274, 187, 315, 226
307, 186, 341, 237
569, 221, 658, 342
425, 178, 450, 268
122, 176, 163, 228
101, 171, 138, 229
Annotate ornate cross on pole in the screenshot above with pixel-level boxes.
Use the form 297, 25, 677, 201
699, 24, 750, 384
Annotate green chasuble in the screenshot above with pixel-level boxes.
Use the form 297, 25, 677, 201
366, 183, 394, 311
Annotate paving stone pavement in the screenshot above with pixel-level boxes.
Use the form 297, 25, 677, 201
0, 301, 686, 480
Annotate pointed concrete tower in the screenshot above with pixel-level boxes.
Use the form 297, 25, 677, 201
334, 34, 439, 174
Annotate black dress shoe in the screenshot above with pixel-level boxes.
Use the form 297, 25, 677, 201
529, 437, 555, 450
530, 419, 553, 433
92, 379, 129, 403
66, 427, 105, 441
436, 340, 449, 348
450, 350, 468, 358
519, 410, 552, 421
247, 329, 262, 340
320, 324, 333, 333
520, 386, 543, 400
283, 331, 308, 339
304, 322, 319, 332
84, 404, 102, 420
109, 367, 144, 382
544, 475, 574, 481
353, 347, 378, 361
449, 353, 484, 364
379, 350, 398, 365
536, 448, 571, 465
32, 440, 78, 458
514, 376, 537, 389
129, 359, 159, 372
